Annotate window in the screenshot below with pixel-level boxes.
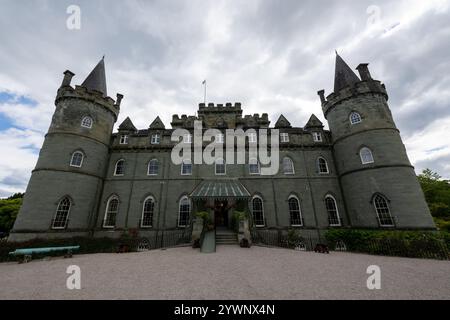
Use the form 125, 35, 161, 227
181, 159, 192, 175
70, 151, 84, 167
215, 158, 226, 175
288, 196, 303, 226
141, 197, 155, 228
178, 196, 191, 227
360, 147, 374, 164
81, 116, 93, 129
317, 157, 329, 174
350, 112, 362, 125
183, 134, 192, 143
280, 133, 289, 143
148, 159, 159, 175
120, 135, 129, 145
249, 158, 260, 175
103, 196, 119, 228
52, 197, 71, 229
151, 134, 160, 144
216, 133, 224, 143
248, 132, 257, 143
114, 159, 125, 176
283, 157, 295, 175
373, 194, 394, 227
325, 195, 341, 226
252, 196, 265, 227
312, 132, 322, 142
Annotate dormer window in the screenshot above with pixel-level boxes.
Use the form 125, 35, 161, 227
280, 133, 289, 143
81, 116, 93, 129
312, 132, 322, 142
119, 135, 129, 145
151, 134, 161, 144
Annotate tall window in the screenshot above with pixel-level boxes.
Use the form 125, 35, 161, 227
288, 196, 303, 226
312, 132, 322, 142
317, 157, 329, 174
70, 151, 84, 167
325, 195, 341, 226
103, 196, 119, 228
183, 133, 192, 143
114, 159, 125, 176
249, 158, 260, 175
248, 132, 257, 143
252, 196, 265, 227
283, 157, 295, 174
178, 196, 191, 227
151, 133, 160, 144
181, 159, 192, 175
52, 197, 71, 229
141, 196, 155, 228
216, 133, 224, 143
373, 194, 394, 227
148, 159, 159, 175
280, 133, 289, 143
81, 116, 93, 129
350, 112, 362, 125
120, 135, 129, 144
215, 158, 226, 175
360, 147, 374, 164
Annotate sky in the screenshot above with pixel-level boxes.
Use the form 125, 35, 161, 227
0, 0, 449, 197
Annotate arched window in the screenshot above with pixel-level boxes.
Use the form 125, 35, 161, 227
114, 159, 125, 176
349, 112, 362, 125
148, 159, 159, 175
181, 159, 192, 175
252, 196, 265, 227
325, 195, 341, 226
283, 157, 295, 175
70, 151, 84, 167
141, 196, 155, 228
360, 147, 374, 164
288, 196, 303, 226
249, 158, 260, 175
52, 197, 71, 229
317, 157, 329, 174
178, 196, 191, 227
373, 194, 394, 227
81, 116, 93, 128
215, 158, 226, 175
103, 196, 119, 228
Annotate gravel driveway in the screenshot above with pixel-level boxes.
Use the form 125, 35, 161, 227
1, 245, 449, 299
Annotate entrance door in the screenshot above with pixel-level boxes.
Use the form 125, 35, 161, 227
214, 200, 228, 227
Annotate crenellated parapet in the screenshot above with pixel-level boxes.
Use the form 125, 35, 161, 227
171, 114, 201, 129
236, 113, 270, 128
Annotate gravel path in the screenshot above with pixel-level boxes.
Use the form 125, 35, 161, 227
1, 245, 449, 300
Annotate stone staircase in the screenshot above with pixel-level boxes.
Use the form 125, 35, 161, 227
216, 228, 238, 245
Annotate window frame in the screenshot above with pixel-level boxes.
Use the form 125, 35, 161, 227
288, 195, 303, 227
373, 194, 395, 227
216, 133, 224, 144
151, 133, 161, 145
178, 196, 191, 227
52, 197, 71, 230
248, 132, 257, 143
249, 158, 260, 175
283, 157, 295, 175
81, 116, 93, 129
251, 196, 265, 227
70, 151, 84, 168
114, 159, 125, 176
181, 159, 193, 176
312, 132, 322, 142
103, 196, 119, 229
119, 134, 129, 145
360, 147, 375, 165
147, 159, 159, 176
280, 132, 289, 143
183, 133, 192, 144
141, 196, 155, 228
325, 195, 341, 227
215, 158, 226, 175
349, 112, 362, 125
317, 157, 329, 174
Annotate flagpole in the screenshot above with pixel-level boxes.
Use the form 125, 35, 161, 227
203, 80, 207, 104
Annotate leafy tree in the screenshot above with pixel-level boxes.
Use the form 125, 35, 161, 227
0, 193, 24, 233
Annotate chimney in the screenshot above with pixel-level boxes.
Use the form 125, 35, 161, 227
356, 63, 372, 81
115, 93, 124, 107
61, 70, 75, 87
317, 90, 326, 104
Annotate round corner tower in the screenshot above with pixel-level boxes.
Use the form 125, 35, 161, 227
317, 53, 435, 230
9, 58, 124, 241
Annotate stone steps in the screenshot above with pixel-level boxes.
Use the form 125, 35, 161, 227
216, 232, 238, 245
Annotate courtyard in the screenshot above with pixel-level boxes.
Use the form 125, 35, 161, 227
0, 245, 449, 300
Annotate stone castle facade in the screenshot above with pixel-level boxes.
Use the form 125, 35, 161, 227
9, 54, 435, 242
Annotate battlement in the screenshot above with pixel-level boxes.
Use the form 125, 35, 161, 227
55, 85, 121, 119
319, 79, 388, 118
198, 102, 243, 113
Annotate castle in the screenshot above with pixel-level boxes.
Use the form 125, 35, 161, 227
8, 54, 436, 243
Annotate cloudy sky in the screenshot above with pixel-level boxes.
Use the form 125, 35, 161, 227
0, 0, 449, 197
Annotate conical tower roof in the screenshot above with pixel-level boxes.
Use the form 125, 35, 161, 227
81, 57, 107, 96
334, 52, 360, 92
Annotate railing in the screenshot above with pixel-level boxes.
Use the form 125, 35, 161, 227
250, 229, 322, 251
